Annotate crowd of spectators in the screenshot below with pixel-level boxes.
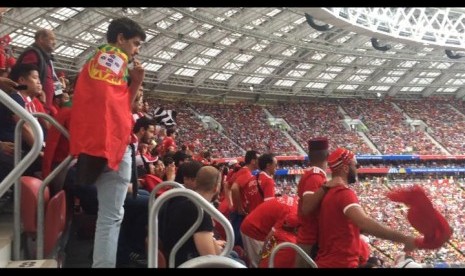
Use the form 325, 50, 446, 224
144, 99, 244, 158
266, 101, 374, 155
190, 102, 300, 156
396, 99, 465, 155
340, 99, 443, 155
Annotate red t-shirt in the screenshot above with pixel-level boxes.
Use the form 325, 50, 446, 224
161, 136, 176, 156
42, 107, 71, 178
316, 186, 361, 268
296, 167, 327, 245
240, 195, 296, 241
243, 171, 276, 213
143, 174, 169, 196
233, 167, 253, 212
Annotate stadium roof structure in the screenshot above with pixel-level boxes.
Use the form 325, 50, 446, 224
2, 7, 465, 102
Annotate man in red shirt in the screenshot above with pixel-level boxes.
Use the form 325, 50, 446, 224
243, 153, 277, 214
160, 127, 177, 157
316, 148, 418, 268
240, 195, 296, 268
230, 150, 259, 247
16, 29, 59, 115
295, 137, 330, 267
258, 196, 299, 268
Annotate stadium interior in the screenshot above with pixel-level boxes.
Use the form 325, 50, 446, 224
0, 7, 465, 268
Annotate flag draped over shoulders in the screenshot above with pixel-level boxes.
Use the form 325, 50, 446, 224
69, 44, 132, 171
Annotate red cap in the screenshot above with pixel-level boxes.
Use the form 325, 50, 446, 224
328, 148, 355, 171
308, 137, 329, 151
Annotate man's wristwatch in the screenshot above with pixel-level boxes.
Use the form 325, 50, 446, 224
322, 184, 330, 193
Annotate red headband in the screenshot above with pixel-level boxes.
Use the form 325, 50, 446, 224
328, 148, 355, 171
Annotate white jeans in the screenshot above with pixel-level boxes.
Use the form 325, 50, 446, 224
241, 232, 264, 268
92, 146, 131, 268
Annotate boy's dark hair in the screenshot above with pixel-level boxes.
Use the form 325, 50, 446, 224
133, 116, 155, 133
8, 63, 40, 82
166, 128, 176, 136
163, 155, 174, 167
244, 150, 258, 165
172, 150, 189, 167
107, 17, 146, 43
258, 153, 276, 171
174, 160, 203, 184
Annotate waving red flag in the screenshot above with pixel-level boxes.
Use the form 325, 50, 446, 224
386, 185, 452, 249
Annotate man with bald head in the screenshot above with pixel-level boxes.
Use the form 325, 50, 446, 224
16, 28, 60, 115
159, 166, 224, 267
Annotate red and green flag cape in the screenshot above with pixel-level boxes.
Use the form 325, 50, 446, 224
69, 44, 132, 171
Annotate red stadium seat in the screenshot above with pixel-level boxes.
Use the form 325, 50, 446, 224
44, 190, 67, 257
158, 249, 167, 268
20, 176, 50, 233
20, 176, 67, 257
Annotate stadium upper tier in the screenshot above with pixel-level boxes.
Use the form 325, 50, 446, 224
146, 97, 465, 158
2, 8, 465, 102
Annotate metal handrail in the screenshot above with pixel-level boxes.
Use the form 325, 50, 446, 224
148, 180, 185, 210
268, 242, 318, 268
0, 91, 44, 261
32, 112, 69, 139
31, 112, 72, 259
169, 202, 203, 268
178, 255, 247, 268
148, 187, 235, 268
149, 181, 188, 267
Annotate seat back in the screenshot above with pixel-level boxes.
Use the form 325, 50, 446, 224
20, 176, 50, 233
44, 190, 67, 257
158, 250, 167, 268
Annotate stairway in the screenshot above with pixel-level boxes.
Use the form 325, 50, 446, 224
357, 131, 381, 154
448, 104, 465, 119
0, 209, 57, 268
263, 107, 306, 155
187, 106, 245, 155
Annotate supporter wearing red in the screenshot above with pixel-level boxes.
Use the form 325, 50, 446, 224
243, 153, 277, 213
295, 137, 329, 268
259, 196, 299, 268
160, 127, 177, 157
230, 150, 259, 247
42, 98, 72, 195
223, 161, 241, 213
197, 150, 213, 165
51, 92, 70, 117
30, 87, 51, 134
16, 29, 59, 115
140, 158, 175, 195
69, 17, 146, 268
316, 148, 418, 268
240, 195, 297, 268
158, 166, 224, 267
0, 64, 42, 177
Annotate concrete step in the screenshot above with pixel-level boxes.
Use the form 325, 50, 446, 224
6, 259, 58, 268
0, 213, 13, 268
0, 239, 11, 268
